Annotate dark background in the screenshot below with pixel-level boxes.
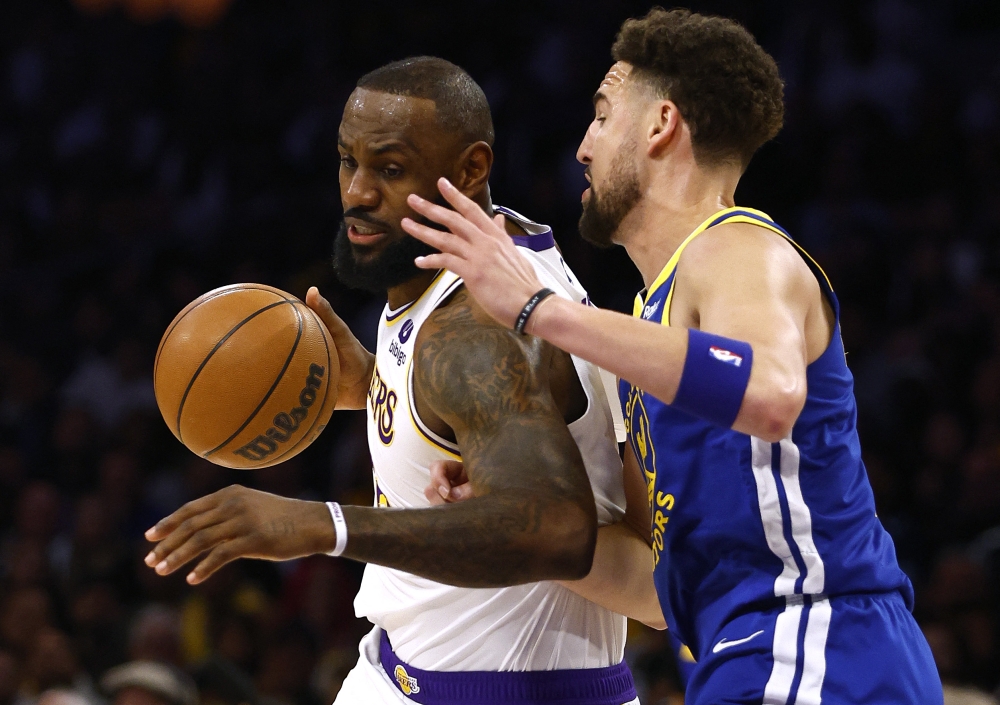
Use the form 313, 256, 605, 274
1, 1, 999, 704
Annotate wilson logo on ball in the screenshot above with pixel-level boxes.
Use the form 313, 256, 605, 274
233, 363, 326, 461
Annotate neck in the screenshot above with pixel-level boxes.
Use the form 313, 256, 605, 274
386, 189, 497, 309
387, 270, 439, 310
618, 161, 740, 288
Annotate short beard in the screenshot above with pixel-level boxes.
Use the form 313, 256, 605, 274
578, 143, 641, 249
332, 220, 438, 293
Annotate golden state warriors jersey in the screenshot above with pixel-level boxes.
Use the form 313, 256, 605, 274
620, 207, 912, 667
355, 206, 628, 672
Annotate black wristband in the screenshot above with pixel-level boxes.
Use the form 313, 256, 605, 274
514, 288, 556, 334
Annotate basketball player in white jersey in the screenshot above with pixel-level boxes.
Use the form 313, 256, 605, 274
143, 57, 659, 704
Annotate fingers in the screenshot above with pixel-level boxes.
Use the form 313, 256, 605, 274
149, 518, 237, 577
448, 483, 475, 502
427, 461, 453, 501
435, 178, 501, 232
427, 459, 474, 502
145, 492, 222, 542
405, 180, 508, 245
426, 460, 472, 504
188, 539, 247, 584
144, 503, 226, 569
434, 459, 469, 484
305, 286, 351, 339
404, 195, 476, 242
401, 217, 470, 256
424, 485, 447, 505
413, 252, 464, 273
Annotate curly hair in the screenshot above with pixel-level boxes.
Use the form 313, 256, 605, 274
612, 7, 784, 168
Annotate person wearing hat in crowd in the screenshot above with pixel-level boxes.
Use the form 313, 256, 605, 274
100, 663, 197, 705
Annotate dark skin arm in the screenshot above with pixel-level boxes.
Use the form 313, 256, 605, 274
144, 289, 598, 588
344, 288, 597, 585
424, 444, 665, 628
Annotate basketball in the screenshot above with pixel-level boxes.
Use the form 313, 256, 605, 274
154, 283, 339, 469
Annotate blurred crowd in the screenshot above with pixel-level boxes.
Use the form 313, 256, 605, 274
0, 1, 998, 704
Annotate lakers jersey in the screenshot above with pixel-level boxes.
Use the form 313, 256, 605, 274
355, 206, 628, 672
620, 207, 912, 662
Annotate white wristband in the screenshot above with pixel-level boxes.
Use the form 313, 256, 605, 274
326, 501, 348, 557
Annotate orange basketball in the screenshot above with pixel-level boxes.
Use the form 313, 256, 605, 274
154, 284, 339, 469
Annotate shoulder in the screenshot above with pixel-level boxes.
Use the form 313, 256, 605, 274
414, 287, 543, 370
412, 287, 548, 422
676, 220, 816, 299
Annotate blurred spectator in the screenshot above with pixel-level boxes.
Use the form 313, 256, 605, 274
101, 662, 197, 705
127, 606, 181, 667
21, 628, 98, 705
0, 652, 20, 705
0, 588, 53, 656
924, 623, 999, 705
36, 691, 91, 705
60, 339, 156, 431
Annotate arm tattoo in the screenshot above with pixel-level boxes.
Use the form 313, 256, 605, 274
342, 289, 598, 587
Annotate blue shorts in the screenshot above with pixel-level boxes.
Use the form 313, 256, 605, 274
686, 591, 942, 704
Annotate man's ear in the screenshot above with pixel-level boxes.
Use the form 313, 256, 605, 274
647, 100, 681, 158
453, 142, 494, 196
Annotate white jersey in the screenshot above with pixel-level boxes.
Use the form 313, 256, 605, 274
355, 206, 628, 672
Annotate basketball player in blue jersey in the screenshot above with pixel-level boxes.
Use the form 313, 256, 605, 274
404, 9, 943, 704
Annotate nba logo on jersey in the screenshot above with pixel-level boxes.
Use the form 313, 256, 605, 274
393, 665, 420, 695
709, 346, 743, 366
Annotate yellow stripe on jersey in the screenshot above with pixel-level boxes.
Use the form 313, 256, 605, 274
637, 207, 834, 328
644, 206, 755, 303
385, 270, 450, 326
404, 356, 462, 460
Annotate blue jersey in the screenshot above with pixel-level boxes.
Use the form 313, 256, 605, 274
619, 207, 913, 663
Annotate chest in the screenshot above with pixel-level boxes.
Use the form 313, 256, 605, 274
365, 289, 463, 507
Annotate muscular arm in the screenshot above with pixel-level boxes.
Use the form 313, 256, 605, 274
343, 289, 597, 586
404, 182, 826, 442
145, 289, 598, 588
528, 226, 817, 441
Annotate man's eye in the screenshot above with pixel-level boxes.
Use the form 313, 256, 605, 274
340, 156, 356, 168
383, 166, 403, 178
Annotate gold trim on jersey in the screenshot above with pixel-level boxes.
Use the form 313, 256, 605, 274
404, 355, 462, 460
636, 207, 834, 328
384, 270, 449, 326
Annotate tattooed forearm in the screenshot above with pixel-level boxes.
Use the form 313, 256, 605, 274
341, 289, 598, 586
342, 467, 594, 586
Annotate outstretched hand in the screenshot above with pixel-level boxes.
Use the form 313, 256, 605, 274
144, 485, 335, 584
401, 178, 546, 330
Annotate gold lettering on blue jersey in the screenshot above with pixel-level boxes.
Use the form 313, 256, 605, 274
652, 492, 675, 563
625, 385, 657, 506
367, 364, 397, 446
625, 384, 675, 567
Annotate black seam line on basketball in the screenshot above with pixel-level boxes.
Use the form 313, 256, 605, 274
175, 300, 291, 443
204, 300, 304, 458
155, 286, 286, 381
265, 303, 333, 466
156, 286, 288, 379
